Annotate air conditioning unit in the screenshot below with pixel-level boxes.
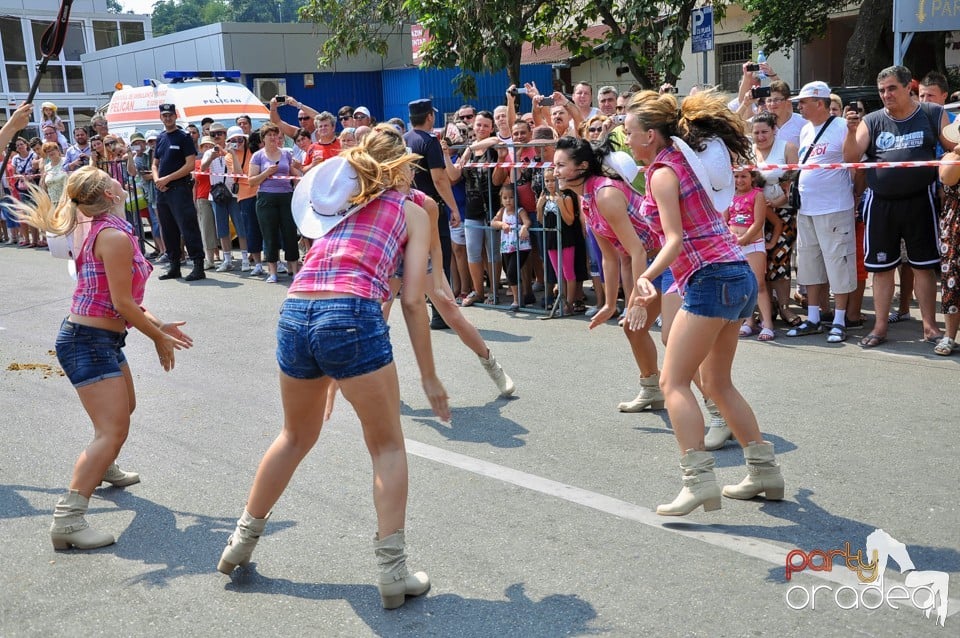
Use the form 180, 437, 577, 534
253, 77, 287, 103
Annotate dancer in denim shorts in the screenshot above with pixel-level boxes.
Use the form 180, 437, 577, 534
218, 126, 448, 610
624, 89, 785, 517
11, 166, 193, 551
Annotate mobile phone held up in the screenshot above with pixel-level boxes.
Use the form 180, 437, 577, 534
539, 97, 555, 107
509, 87, 529, 96
745, 63, 760, 72
275, 95, 287, 102
751, 86, 772, 100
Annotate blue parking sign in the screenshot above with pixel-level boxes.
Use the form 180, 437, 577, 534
692, 7, 714, 53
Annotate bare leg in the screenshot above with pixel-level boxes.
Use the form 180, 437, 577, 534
747, 252, 774, 330
338, 364, 408, 538
624, 294, 661, 377
912, 268, 941, 339
867, 270, 896, 338
245, 374, 332, 518
699, 322, 763, 446
70, 367, 136, 498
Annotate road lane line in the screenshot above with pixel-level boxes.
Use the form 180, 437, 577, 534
405, 438, 959, 617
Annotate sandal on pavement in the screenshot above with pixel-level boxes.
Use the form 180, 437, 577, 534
786, 320, 822, 337
461, 291, 479, 307
739, 323, 758, 338
757, 327, 776, 342
922, 333, 945, 344
826, 324, 847, 344
779, 306, 803, 327
934, 336, 957, 356
859, 333, 887, 348
887, 310, 911, 323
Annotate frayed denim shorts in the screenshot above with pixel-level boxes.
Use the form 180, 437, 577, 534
55, 318, 128, 388
276, 297, 392, 380
681, 262, 757, 321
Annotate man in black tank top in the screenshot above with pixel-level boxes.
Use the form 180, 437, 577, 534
843, 65, 954, 347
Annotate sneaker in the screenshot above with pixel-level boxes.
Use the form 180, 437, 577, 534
157, 254, 170, 264
584, 305, 599, 318
204, 259, 216, 270
216, 260, 234, 273
429, 314, 450, 330
277, 262, 288, 274
250, 263, 264, 276
532, 281, 545, 292
240, 261, 251, 272
265, 274, 278, 283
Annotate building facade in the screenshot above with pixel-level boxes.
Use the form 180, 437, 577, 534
1, 0, 151, 135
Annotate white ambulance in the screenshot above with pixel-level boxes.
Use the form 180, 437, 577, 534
105, 70, 271, 139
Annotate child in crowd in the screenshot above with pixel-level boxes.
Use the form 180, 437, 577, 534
491, 183, 532, 312
536, 168, 584, 314
727, 169, 781, 341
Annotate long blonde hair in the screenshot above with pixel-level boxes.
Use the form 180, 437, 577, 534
342, 124, 421, 204
9, 165, 116, 236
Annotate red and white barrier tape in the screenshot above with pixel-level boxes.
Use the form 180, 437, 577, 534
457, 159, 960, 170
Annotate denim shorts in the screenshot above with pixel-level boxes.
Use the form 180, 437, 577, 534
55, 319, 128, 388
681, 262, 757, 321
276, 297, 393, 380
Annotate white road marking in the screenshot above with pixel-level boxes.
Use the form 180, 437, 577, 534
405, 438, 959, 617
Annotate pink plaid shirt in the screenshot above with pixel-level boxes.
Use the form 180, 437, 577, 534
71, 214, 153, 323
579, 176, 661, 255
641, 145, 744, 294
290, 189, 409, 301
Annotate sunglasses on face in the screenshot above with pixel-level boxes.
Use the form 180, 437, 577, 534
459, 114, 475, 120
353, 114, 369, 120
588, 127, 603, 133
298, 116, 311, 121
339, 115, 352, 121
212, 131, 226, 136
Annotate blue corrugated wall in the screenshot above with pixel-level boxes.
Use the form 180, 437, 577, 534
249, 65, 553, 129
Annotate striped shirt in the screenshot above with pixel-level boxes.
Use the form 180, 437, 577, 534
579, 176, 661, 255
641, 145, 744, 294
289, 189, 409, 301
71, 214, 153, 323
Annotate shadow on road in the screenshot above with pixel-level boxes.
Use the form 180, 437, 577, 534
224, 575, 602, 637
662, 488, 960, 579
0, 484, 295, 587
402, 400, 528, 448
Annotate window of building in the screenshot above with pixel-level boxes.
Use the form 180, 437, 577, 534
1, 17, 26, 60
120, 22, 145, 45
66, 66, 85, 93
94, 20, 120, 50
717, 41, 753, 93
6, 65, 30, 92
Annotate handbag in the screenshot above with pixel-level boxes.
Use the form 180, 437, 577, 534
790, 116, 835, 210
210, 181, 233, 204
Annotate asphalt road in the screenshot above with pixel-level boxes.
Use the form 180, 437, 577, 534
1, 243, 958, 637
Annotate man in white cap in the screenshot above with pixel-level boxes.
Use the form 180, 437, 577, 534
843, 65, 953, 348
352, 106, 374, 127
785, 80, 856, 344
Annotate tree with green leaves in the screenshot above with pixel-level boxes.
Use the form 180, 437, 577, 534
300, 0, 556, 99
546, 0, 727, 88
151, 0, 303, 37
742, 0, 946, 86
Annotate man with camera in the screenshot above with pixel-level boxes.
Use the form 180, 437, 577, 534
64, 126, 91, 173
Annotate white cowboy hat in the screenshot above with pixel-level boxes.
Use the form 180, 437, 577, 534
291, 157, 371, 239
671, 135, 734, 214
601, 151, 640, 186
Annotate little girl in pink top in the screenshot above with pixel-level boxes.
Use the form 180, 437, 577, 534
728, 170, 782, 340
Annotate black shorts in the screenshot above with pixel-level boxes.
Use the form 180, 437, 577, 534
862, 186, 941, 272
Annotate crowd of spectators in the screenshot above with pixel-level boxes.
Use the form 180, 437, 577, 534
3, 65, 959, 355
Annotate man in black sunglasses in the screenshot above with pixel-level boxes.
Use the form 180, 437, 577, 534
337, 105, 355, 130
269, 94, 319, 142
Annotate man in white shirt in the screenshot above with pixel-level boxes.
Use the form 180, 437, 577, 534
785, 81, 856, 343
